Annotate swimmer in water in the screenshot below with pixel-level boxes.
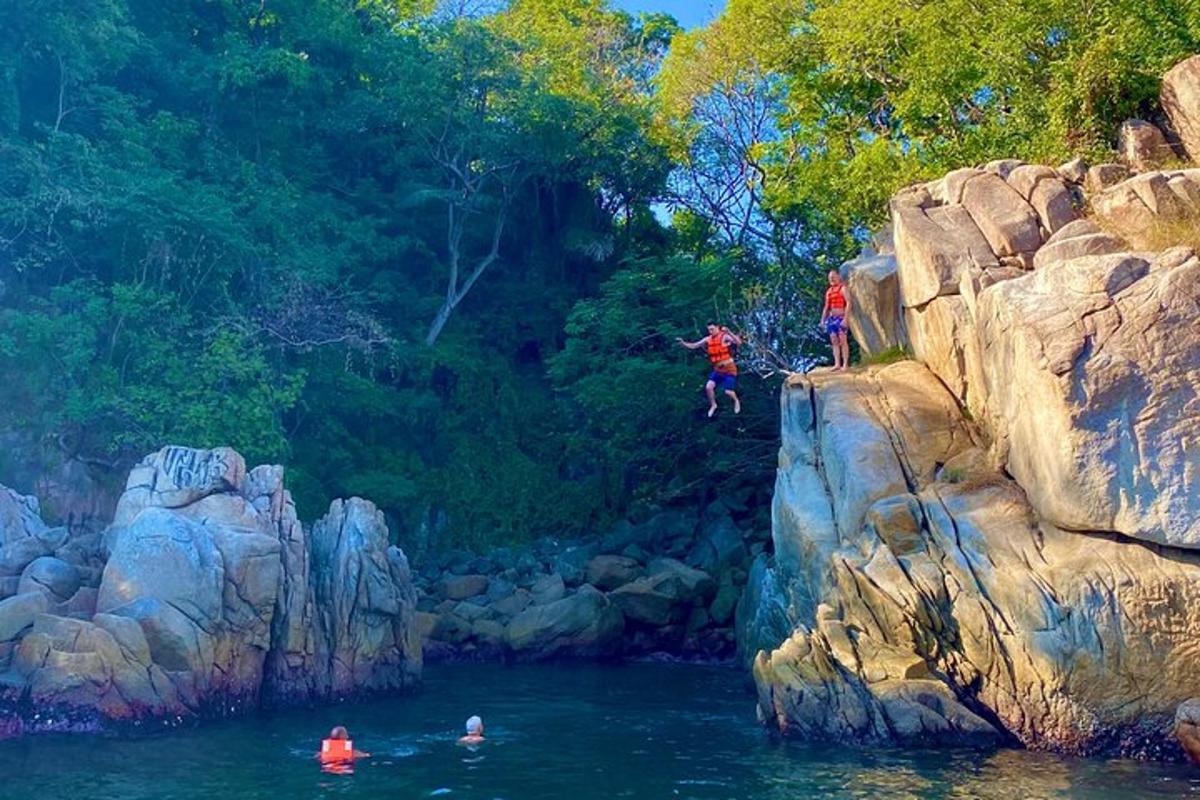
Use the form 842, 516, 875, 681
317, 725, 371, 767
458, 715, 485, 745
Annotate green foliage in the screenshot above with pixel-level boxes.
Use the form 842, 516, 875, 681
0, 0, 674, 545
664, 0, 1200, 234
0, 281, 300, 464
3, 0, 1190, 549
550, 254, 780, 512
860, 346, 911, 367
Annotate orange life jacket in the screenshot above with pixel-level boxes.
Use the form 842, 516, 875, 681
320, 738, 354, 763
826, 284, 846, 312
707, 333, 737, 374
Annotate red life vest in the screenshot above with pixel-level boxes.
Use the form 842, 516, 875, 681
707, 333, 737, 374
320, 738, 354, 763
826, 284, 846, 313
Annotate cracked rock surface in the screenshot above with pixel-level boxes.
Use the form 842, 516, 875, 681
745, 365, 1200, 757
0, 446, 420, 734
748, 144, 1200, 757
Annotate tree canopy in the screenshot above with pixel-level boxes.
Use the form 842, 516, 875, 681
1, 0, 1194, 546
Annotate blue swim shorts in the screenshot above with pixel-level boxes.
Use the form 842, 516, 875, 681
826, 315, 847, 336
708, 371, 737, 391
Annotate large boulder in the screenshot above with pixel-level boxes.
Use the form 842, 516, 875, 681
1163, 55, 1200, 163
0, 488, 49, 547
505, 585, 624, 659
609, 573, 690, 626
959, 172, 1043, 257
1085, 163, 1131, 193
903, 294, 987, 418
1118, 119, 1175, 171
18, 557, 81, 604
113, 446, 245, 526
440, 574, 489, 601
0, 538, 53, 577
11, 613, 180, 719
302, 497, 420, 698
841, 229, 907, 357
530, 573, 566, 605
747, 366, 1200, 755
97, 507, 264, 692
610, 560, 715, 627
584, 555, 642, 591
1032, 220, 1125, 269
891, 188, 998, 308
0, 592, 49, 642
686, 514, 747, 575
974, 248, 1200, 546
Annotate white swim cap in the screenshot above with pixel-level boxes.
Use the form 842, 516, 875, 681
465, 715, 483, 734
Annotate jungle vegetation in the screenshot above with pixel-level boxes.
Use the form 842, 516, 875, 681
1, 0, 1195, 546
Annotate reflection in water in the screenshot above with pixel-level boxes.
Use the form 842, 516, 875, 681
0, 663, 1195, 800
320, 761, 356, 776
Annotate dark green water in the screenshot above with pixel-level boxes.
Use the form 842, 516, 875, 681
0, 663, 1196, 799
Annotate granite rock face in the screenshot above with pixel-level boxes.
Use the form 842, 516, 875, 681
841, 227, 907, 357
0, 446, 420, 733
1163, 55, 1200, 163
882, 156, 1200, 548
747, 122, 1200, 756
745, 366, 1200, 756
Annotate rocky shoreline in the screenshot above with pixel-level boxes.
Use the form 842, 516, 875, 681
412, 500, 768, 664
0, 444, 767, 737
0, 447, 420, 737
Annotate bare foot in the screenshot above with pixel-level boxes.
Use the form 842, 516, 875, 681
707, 405, 718, 418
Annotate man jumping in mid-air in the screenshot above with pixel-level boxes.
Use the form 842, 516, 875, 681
678, 323, 742, 418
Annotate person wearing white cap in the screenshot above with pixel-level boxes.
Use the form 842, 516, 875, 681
458, 715, 485, 746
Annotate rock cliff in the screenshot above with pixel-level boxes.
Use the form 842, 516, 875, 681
747, 59, 1200, 758
0, 446, 419, 734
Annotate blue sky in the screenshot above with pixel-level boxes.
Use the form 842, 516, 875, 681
612, 0, 725, 28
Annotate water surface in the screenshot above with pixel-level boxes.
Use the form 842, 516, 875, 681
0, 663, 1196, 799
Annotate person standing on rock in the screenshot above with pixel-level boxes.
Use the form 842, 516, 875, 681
820, 271, 852, 370
678, 323, 743, 418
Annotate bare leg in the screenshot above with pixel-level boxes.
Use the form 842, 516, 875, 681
829, 335, 841, 369
705, 380, 718, 417
726, 390, 741, 414
838, 333, 850, 370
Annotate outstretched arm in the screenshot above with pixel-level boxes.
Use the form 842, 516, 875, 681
722, 328, 743, 346
677, 337, 706, 350
842, 288, 852, 319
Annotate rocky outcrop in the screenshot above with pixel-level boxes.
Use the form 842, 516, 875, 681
748, 112, 1200, 755
876, 154, 1200, 547
0, 446, 420, 734
974, 247, 1200, 545
842, 227, 907, 357
746, 365, 1200, 756
1163, 55, 1200, 163
300, 498, 419, 698
1091, 169, 1200, 246
1117, 119, 1175, 171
